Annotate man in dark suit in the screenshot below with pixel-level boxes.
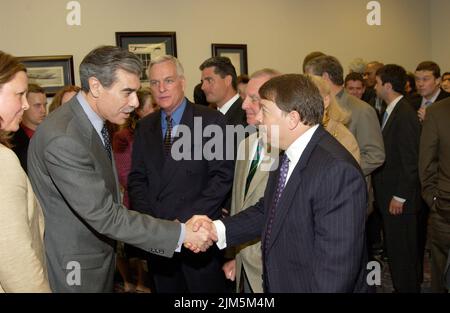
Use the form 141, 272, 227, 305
190, 74, 368, 292
11, 83, 47, 172
372, 64, 422, 292
412, 61, 450, 121
419, 97, 450, 292
200, 56, 248, 215
200, 56, 247, 127
128, 55, 234, 293
27, 46, 214, 292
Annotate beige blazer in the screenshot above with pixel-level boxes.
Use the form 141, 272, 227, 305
325, 119, 361, 164
230, 132, 278, 293
0, 144, 50, 292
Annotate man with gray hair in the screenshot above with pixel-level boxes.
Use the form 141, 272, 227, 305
222, 68, 281, 293
128, 54, 234, 292
305, 55, 385, 178
27, 46, 215, 292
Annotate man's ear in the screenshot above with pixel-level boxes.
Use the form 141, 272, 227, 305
288, 110, 301, 129
225, 75, 232, 88
88, 77, 102, 98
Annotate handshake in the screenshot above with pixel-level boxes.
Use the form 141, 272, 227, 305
183, 215, 219, 253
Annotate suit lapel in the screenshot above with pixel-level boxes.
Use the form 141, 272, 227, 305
69, 99, 118, 200
382, 99, 401, 135
265, 126, 326, 252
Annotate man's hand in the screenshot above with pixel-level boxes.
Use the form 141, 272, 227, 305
184, 215, 218, 253
222, 259, 236, 281
417, 107, 426, 122
389, 198, 404, 215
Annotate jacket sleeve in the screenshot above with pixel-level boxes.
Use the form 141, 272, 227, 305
419, 110, 438, 207
0, 148, 51, 292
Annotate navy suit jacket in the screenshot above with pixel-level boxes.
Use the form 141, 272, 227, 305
128, 99, 234, 222
223, 126, 368, 292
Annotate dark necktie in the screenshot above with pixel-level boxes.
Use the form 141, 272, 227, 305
264, 153, 290, 254
101, 124, 112, 161
164, 115, 173, 156
244, 142, 261, 197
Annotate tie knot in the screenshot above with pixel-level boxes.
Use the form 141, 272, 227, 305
166, 115, 172, 124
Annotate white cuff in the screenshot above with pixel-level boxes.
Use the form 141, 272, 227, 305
213, 220, 227, 250
393, 196, 406, 203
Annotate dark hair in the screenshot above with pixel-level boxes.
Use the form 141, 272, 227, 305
344, 72, 365, 85
199, 56, 238, 90
0, 51, 27, 146
27, 83, 45, 95
79, 45, 142, 92
442, 72, 450, 79
49, 85, 81, 113
376, 64, 407, 94
302, 51, 326, 73
305, 55, 344, 86
406, 72, 417, 94
415, 61, 441, 79
193, 83, 208, 106
259, 74, 323, 126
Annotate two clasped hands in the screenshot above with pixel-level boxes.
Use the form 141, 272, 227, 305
183, 215, 219, 253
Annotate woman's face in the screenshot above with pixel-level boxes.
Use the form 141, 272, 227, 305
0, 71, 29, 132
137, 97, 156, 119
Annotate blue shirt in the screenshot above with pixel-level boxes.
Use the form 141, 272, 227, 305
160, 98, 187, 140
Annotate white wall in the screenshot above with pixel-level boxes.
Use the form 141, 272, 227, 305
431, 0, 450, 73
0, 0, 439, 97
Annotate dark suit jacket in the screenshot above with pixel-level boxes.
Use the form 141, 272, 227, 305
224, 96, 247, 127
419, 97, 450, 219
373, 97, 421, 215
11, 126, 30, 173
410, 89, 450, 110
128, 99, 234, 222
223, 126, 368, 292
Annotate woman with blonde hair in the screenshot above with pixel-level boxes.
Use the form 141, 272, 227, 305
0, 51, 50, 292
309, 75, 361, 163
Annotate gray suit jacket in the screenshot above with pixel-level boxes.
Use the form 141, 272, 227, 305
336, 89, 385, 176
27, 96, 181, 292
230, 132, 278, 293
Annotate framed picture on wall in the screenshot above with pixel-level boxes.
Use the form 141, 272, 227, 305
116, 32, 177, 85
18, 55, 75, 97
212, 44, 248, 75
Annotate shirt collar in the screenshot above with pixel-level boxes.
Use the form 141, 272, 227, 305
218, 94, 240, 115
76, 92, 104, 135
385, 95, 403, 116
161, 98, 187, 126
284, 124, 319, 168
421, 88, 441, 106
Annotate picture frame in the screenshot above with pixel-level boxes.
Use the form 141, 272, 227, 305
212, 44, 248, 76
18, 55, 75, 97
116, 32, 177, 84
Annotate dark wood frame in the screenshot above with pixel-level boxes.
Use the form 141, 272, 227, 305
116, 32, 177, 83
18, 55, 75, 96
211, 43, 248, 75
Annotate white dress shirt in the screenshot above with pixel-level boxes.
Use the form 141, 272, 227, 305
218, 94, 240, 115
214, 125, 319, 249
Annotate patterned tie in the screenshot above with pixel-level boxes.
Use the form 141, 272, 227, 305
244, 142, 262, 197
164, 115, 173, 156
264, 153, 290, 254
422, 100, 433, 108
381, 111, 388, 129
101, 124, 112, 161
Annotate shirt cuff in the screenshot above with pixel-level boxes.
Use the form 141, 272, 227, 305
175, 223, 185, 253
213, 220, 227, 250
393, 196, 406, 203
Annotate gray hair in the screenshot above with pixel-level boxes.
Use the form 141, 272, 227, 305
79, 45, 142, 92
250, 68, 282, 80
348, 58, 367, 74
147, 55, 184, 78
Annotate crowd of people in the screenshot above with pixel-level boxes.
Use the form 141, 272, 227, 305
0, 46, 449, 293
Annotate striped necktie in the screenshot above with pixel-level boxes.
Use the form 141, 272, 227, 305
164, 115, 173, 156
244, 142, 262, 197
